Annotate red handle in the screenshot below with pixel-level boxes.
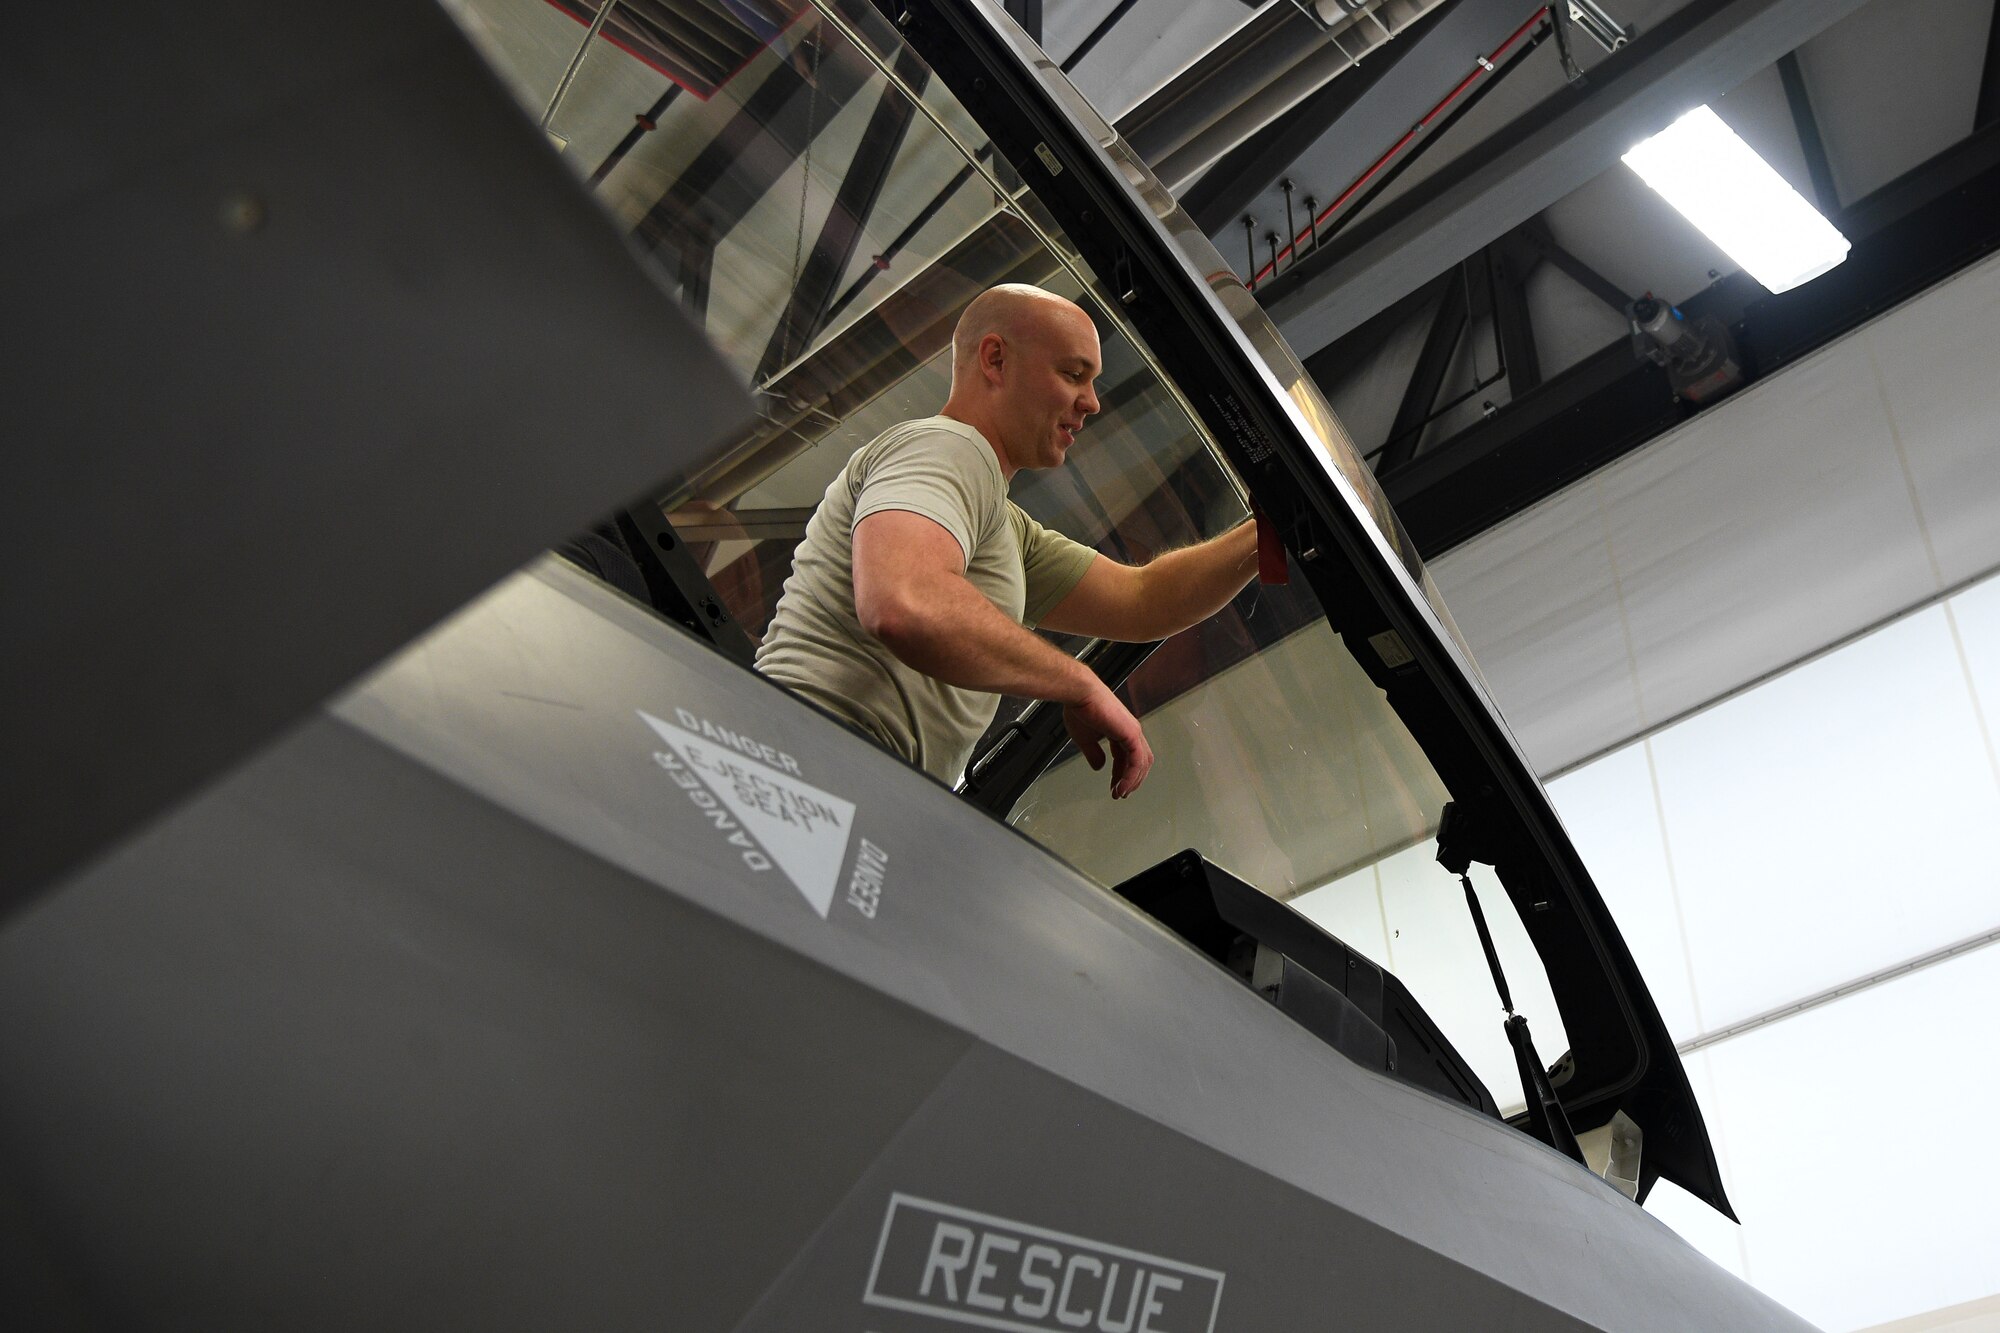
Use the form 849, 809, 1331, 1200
1254, 506, 1289, 585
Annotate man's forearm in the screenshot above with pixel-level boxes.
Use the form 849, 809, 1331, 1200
871, 571, 1100, 704
1132, 519, 1260, 639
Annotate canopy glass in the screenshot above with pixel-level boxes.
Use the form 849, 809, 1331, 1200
447, 0, 1572, 1115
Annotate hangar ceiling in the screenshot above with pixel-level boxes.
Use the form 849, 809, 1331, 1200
1030, 0, 2000, 552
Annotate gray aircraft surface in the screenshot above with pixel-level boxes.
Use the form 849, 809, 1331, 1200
1, 0, 1818, 1329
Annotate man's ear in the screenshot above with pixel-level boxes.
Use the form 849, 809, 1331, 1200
980, 332, 1007, 386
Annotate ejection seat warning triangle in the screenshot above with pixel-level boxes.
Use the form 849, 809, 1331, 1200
638, 710, 855, 917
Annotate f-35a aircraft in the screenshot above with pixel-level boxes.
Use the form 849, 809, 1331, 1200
1, 0, 1818, 1329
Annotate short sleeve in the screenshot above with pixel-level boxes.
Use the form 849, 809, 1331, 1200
1012, 503, 1099, 626
850, 427, 1001, 566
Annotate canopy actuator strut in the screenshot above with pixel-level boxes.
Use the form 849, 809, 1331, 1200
1437, 800, 1586, 1165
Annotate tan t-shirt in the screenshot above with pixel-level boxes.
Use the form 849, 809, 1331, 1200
755, 416, 1097, 783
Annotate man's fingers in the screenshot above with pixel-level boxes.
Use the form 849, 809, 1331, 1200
1108, 728, 1153, 799
1064, 692, 1146, 796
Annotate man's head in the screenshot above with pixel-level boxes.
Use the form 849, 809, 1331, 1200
942, 284, 1102, 477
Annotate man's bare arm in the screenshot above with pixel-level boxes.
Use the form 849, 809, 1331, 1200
1039, 519, 1259, 643
853, 510, 1153, 796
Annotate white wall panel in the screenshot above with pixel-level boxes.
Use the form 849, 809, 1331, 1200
1597, 336, 1933, 733
1545, 744, 1702, 1042
1949, 575, 2000, 732
1291, 843, 1566, 1114
1854, 1294, 2000, 1332
1535, 577, 2000, 1330
1428, 482, 1640, 774
1372, 847, 1568, 1111
1698, 944, 2000, 1332
1866, 252, 2000, 589
1424, 247, 2000, 1333
1649, 604, 2000, 1029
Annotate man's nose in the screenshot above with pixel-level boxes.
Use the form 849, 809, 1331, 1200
1079, 384, 1100, 416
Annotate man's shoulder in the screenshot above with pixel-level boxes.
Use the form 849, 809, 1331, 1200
860, 415, 993, 467
850, 416, 1004, 504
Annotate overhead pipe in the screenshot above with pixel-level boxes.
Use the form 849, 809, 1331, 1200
1246, 7, 1550, 287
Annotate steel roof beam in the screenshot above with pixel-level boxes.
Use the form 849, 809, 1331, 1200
1260, 0, 1876, 357
1517, 215, 1630, 314
1380, 268, 1469, 472
1383, 121, 2000, 554
1490, 236, 1542, 396
1776, 52, 1840, 216
1058, 0, 1141, 75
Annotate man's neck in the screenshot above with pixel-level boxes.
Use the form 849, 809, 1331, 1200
938, 402, 1014, 481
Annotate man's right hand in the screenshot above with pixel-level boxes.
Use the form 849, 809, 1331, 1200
1063, 683, 1153, 799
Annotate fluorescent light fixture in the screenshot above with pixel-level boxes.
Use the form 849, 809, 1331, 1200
1623, 105, 1850, 294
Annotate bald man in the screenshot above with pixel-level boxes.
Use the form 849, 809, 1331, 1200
755, 284, 1258, 798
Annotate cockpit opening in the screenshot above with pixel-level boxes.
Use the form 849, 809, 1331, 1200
445, 0, 1717, 1208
